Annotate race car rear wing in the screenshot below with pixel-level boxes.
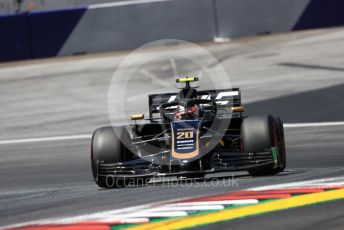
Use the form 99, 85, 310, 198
148, 88, 241, 119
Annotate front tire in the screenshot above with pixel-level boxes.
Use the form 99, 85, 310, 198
91, 126, 125, 188
241, 115, 286, 176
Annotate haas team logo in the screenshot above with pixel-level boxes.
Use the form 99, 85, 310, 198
167, 91, 239, 105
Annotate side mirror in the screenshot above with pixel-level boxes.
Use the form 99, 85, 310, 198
130, 114, 144, 120
231, 106, 246, 113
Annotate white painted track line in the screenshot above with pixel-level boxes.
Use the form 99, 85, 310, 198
0, 134, 92, 145
251, 177, 344, 191
175, 199, 259, 206
150, 205, 224, 211
88, 0, 170, 9
115, 211, 188, 218
94, 217, 149, 223
1, 121, 344, 145
283, 121, 344, 128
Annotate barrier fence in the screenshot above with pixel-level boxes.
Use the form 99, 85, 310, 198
1, 0, 344, 62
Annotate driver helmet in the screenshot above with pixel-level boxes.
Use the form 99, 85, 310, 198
174, 105, 198, 120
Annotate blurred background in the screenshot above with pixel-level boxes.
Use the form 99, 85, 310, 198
0, 0, 124, 13
1, 0, 344, 62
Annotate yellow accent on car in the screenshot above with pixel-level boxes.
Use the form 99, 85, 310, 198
177, 77, 198, 83
232, 106, 246, 113
130, 114, 144, 120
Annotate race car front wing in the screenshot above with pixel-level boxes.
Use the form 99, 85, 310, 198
96, 148, 276, 179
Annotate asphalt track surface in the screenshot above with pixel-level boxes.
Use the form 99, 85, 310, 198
1, 27, 344, 229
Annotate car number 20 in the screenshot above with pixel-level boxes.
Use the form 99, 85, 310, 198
177, 131, 194, 139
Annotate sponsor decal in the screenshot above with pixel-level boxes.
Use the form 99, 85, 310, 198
165, 91, 239, 106
171, 120, 201, 159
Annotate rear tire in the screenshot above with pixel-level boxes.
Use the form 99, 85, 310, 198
241, 115, 286, 176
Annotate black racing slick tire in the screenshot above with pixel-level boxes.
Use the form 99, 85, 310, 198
91, 126, 126, 188
276, 117, 287, 171
241, 115, 286, 176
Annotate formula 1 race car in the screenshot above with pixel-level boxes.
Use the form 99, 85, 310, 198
91, 77, 286, 188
